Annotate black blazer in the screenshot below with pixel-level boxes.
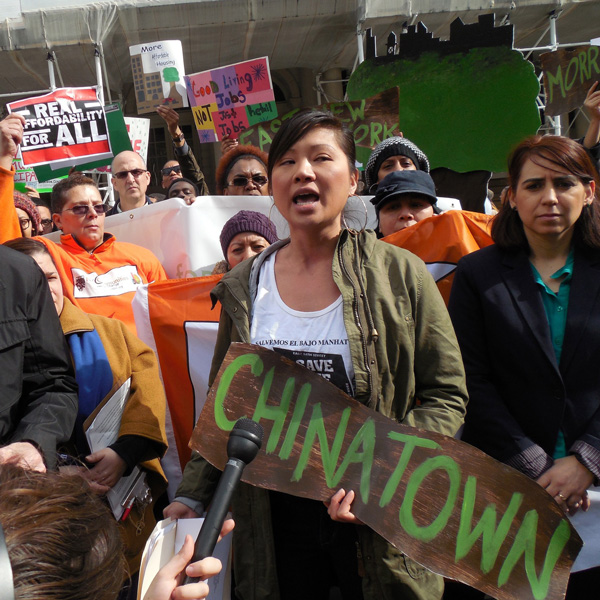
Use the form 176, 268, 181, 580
448, 243, 600, 465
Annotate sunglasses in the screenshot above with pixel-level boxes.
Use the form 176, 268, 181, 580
62, 204, 109, 216
227, 174, 268, 188
161, 165, 182, 177
113, 168, 148, 180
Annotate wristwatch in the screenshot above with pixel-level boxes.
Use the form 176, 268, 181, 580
172, 132, 185, 143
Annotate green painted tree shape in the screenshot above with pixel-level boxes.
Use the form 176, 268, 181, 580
163, 67, 183, 105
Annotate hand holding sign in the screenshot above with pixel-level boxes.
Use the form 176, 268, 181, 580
192, 343, 582, 600
0, 113, 25, 170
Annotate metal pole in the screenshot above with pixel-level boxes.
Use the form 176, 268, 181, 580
94, 46, 105, 106
47, 52, 56, 91
549, 12, 561, 135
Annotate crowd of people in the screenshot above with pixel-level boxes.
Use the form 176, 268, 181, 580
0, 78, 600, 600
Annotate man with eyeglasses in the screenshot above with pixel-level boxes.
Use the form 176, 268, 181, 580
157, 105, 209, 196
108, 151, 153, 215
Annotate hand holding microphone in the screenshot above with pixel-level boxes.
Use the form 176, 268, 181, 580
182, 417, 263, 585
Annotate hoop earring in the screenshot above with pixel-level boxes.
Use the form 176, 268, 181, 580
268, 198, 275, 222
343, 195, 368, 232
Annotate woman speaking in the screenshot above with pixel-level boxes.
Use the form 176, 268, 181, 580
167, 110, 467, 600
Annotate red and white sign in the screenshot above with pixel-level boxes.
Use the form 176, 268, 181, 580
8, 87, 111, 168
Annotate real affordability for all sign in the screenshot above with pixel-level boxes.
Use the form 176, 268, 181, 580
191, 343, 582, 600
7, 87, 111, 169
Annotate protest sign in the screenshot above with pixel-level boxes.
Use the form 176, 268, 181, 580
191, 342, 581, 600
129, 40, 188, 114
347, 18, 540, 173
541, 46, 600, 116
238, 88, 399, 165
12, 157, 65, 194
32, 103, 132, 183
8, 87, 111, 169
124, 117, 150, 163
185, 57, 276, 143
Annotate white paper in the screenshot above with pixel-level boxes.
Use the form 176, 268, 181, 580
137, 517, 232, 600
569, 488, 600, 572
85, 378, 140, 519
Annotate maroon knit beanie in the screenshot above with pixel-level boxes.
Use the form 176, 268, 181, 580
219, 210, 278, 257
14, 192, 41, 234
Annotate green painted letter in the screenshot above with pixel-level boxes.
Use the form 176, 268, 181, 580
455, 476, 523, 573
214, 353, 264, 430
399, 456, 460, 542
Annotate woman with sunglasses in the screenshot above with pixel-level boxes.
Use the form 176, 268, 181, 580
37, 173, 167, 334
215, 144, 270, 196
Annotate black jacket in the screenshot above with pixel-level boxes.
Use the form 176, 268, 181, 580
448, 243, 600, 479
0, 246, 78, 468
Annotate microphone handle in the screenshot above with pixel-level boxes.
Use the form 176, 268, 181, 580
182, 457, 245, 585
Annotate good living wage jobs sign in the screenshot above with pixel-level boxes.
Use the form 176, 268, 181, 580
7, 87, 111, 169
184, 56, 276, 143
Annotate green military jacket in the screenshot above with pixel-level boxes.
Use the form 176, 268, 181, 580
177, 229, 468, 600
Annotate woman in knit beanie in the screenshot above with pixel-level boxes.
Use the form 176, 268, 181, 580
14, 191, 42, 237
364, 136, 430, 192
212, 210, 278, 274
215, 145, 269, 196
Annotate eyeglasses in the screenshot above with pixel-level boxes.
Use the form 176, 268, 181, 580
40, 219, 53, 228
61, 204, 109, 216
19, 218, 31, 230
161, 165, 181, 177
227, 174, 268, 188
113, 168, 148, 180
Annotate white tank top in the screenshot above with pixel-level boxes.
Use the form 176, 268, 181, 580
251, 251, 355, 396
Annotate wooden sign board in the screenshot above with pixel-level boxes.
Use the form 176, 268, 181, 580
191, 343, 581, 600
237, 88, 400, 156
541, 46, 600, 116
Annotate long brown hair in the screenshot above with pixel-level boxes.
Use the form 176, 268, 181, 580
492, 135, 600, 251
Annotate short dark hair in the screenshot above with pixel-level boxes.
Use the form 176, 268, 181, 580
51, 173, 97, 214
267, 109, 356, 184
492, 135, 600, 251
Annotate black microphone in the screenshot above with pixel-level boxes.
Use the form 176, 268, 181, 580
182, 417, 263, 584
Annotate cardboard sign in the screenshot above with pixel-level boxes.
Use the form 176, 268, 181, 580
185, 57, 276, 143
541, 46, 600, 116
192, 343, 581, 600
129, 40, 188, 115
7, 87, 111, 168
237, 88, 400, 162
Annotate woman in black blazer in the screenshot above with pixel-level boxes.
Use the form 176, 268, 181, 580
449, 135, 600, 595
449, 135, 600, 511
